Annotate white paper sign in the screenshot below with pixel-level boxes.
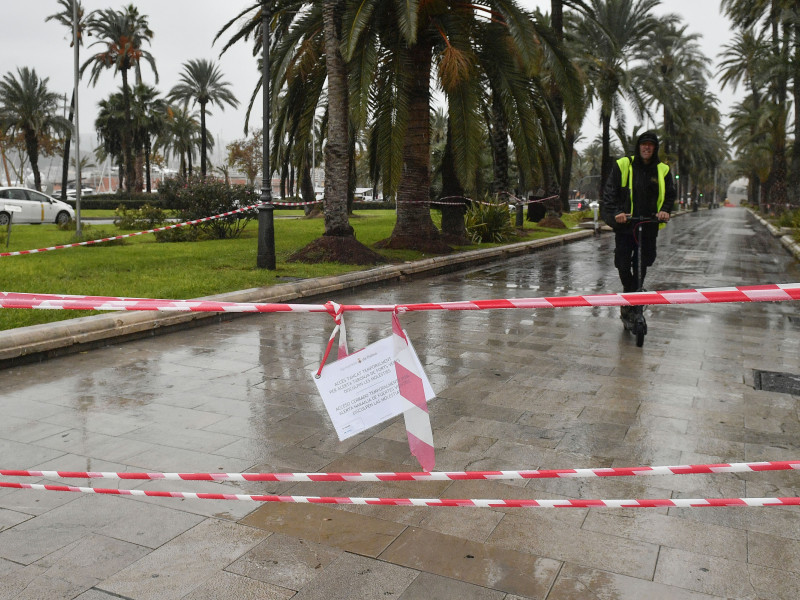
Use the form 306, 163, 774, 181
313, 335, 434, 440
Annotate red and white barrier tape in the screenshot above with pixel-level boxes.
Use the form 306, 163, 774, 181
0, 203, 263, 258
0, 482, 797, 507
272, 199, 320, 207
3, 460, 797, 482
412, 194, 559, 208
3, 284, 799, 313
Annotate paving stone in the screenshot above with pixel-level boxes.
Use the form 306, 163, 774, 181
226, 532, 342, 590
181, 571, 294, 599
292, 553, 418, 600
487, 513, 659, 580
547, 562, 722, 599
398, 572, 505, 599
98, 519, 269, 600
379, 526, 561, 597
653, 546, 800, 599
240, 502, 406, 557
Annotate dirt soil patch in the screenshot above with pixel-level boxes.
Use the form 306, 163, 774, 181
288, 235, 386, 265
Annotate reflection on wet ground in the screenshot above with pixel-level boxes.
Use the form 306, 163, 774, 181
1, 208, 799, 599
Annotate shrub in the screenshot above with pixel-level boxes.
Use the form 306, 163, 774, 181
154, 225, 201, 243
114, 204, 168, 230
71, 226, 126, 247
776, 207, 800, 229
158, 176, 255, 240
465, 197, 515, 243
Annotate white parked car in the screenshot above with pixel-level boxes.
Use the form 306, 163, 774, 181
65, 185, 95, 198
0, 187, 75, 226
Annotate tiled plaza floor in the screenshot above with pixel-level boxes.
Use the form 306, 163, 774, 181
1, 207, 799, 599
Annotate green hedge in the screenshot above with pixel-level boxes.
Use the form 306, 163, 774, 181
64, 193, 160, 210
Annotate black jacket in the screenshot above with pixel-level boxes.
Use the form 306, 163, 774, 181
600, 135, 676, 230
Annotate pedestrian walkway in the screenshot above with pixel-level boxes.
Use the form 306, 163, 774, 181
1, 207, 799, 599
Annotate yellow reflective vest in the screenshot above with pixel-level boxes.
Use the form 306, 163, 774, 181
617, 156, 670, 227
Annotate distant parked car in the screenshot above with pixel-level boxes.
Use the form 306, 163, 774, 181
0, 187, 75, 225
568, 198, 590, 212
65, 184, 95, 198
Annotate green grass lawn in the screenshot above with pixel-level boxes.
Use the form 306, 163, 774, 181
0, 209, 588, 330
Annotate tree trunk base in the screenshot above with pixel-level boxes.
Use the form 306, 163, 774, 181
287, 235, 384, 265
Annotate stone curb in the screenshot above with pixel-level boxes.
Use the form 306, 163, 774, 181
0, 228, 594, 368
747, 208, 800, 261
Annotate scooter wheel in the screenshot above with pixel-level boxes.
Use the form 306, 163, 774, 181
636, 330, 644, 347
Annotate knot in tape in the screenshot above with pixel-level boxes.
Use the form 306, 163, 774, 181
325, 301, 344, 323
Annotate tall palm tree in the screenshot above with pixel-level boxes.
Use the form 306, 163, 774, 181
168, 59, 238, 178
82, 5, 158, 192
343, 0, 566, 251
634, 21, 710, 159
0, 67, 71, 191
718, 29, 771, 208
573, 0, 661, 198
46, 0, 92, 201
722, 0, 794, 209
130, 84, 166, 192
217, 1, 381, 263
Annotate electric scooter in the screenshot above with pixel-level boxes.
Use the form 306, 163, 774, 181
620, 215, 663, 347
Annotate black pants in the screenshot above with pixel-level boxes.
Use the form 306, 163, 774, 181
614, 225, 658, 292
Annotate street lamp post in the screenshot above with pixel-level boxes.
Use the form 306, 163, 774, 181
257, 0, 276, 269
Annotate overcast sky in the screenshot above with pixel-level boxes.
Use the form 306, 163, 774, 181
2, 0, 735, 170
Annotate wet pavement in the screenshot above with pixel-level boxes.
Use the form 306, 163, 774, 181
1, 207, 799, 599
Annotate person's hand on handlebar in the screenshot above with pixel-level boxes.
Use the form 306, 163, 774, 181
615, 212, 670, 223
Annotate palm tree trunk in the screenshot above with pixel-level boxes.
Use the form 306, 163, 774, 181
300, 150, 315, 209
599, 110, 613, 201
321, 0, 353, 237
489, 89, 509, 194
387, 40, 446, 251
560, 124, 576, 209
24, 128, 42, 192
789, 20, 800, 207
121, 68, 135, 193
60, 90, 75, 200
200, 102, 208, 177
145, 137, 152, 193
440, 120, 467, 244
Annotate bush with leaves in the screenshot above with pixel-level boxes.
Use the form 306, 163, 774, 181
465, 197, 515, 243
114, 204, 168, 230
158, 175, 256, 240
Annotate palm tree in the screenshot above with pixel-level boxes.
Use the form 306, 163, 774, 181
718, 29, 771, 208
46, 0, 92, 201
130, 84, 166, 192
82, 5, 158, 192
217, 1, 382, 263
635, 21, 710, 159
342, 0, 567, 251
155, 105, 203, 178
722, 0, 794, 209
168, 59, 238, 178
573, 0, 662, 199
95, 91, 126, 188
0, 67, 71, 191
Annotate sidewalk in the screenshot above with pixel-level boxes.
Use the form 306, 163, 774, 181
1, 206, 799, 599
